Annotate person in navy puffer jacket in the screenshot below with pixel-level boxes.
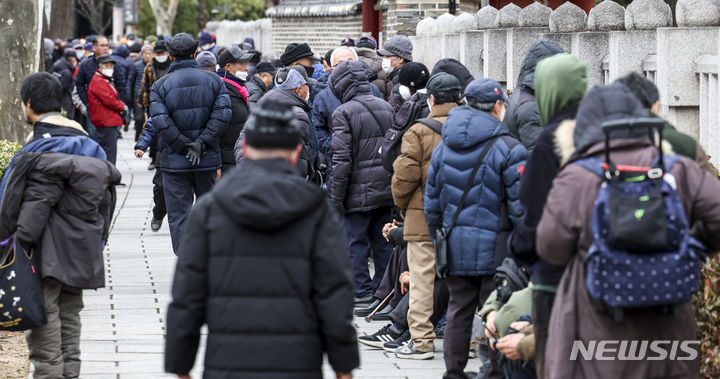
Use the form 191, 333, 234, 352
424, 78, 527, 378
150, 33, 231, 253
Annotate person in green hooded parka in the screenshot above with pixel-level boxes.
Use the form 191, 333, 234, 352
507, 53, 588, 379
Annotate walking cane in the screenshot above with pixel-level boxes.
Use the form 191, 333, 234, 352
364, 289, 395, 323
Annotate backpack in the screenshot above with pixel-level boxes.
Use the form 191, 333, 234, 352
574, 118, 706, 321
379, 100, 424, 173
0, 235, 46, 331
416, 118, 443, 135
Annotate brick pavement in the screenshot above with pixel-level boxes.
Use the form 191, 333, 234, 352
61, 131, 465, 378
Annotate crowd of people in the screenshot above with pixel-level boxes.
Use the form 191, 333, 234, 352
3, 29, 720, 379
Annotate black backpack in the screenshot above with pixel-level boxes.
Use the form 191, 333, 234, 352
379, 100, 424, 173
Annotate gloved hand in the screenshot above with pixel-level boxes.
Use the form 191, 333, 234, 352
185, 141, 203, 166
120, 105, 129, 118
333, 200, 345, 216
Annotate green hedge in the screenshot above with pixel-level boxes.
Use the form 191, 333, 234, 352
695, 256, 720, 378
0, 140, 22, 179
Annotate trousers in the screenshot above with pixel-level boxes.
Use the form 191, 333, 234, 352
342, 207, 394, 296
407, 240, 437, 352
162, 170, 216, 253
96, 126, 120, 165
26, 278, 84, 379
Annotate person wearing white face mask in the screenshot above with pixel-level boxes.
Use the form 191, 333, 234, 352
377, 35, 414, 109
216, 46, 253, 172
88, 54, 128, 165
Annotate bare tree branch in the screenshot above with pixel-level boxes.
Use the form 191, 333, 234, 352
148, 0, 180, 35
76, 0, 112, 35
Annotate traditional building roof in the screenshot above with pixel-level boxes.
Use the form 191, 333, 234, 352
266, 0, 362, 18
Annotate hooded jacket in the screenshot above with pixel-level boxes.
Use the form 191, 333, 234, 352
424, 106, 527, 276
537, 83, 720, 379
149, 59, 231, 173
330, 61, 395, 213
165, 158, 359, 378
245, 74, 268, 106
356, 47, 388, 98
510, 54, 587, 286
503, 39, 563, 151
392, 102, 456, 241
52, 58, 76, 117
88, 71, 126, 127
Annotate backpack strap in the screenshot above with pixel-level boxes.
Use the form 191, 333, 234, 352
416, 118, 443, 135
573, 157, 605, 178
352, 98, 385, 134
448, 136, 500, 232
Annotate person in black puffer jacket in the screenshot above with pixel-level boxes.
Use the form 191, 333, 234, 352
503, 39, 563, 152
52, 48, 78, 117
216, 47, 252, 172
165, 102, 359, 379
330, 60, 395, 301
149, 33, 231, 253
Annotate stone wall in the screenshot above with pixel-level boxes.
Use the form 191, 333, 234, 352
0, 0, 41, 142
408, 0, 720, 166
383, 0, 480, 38
205, 19, 273, 55
270, 14, 363, 55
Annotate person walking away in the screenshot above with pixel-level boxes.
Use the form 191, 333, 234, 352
133, 118, 166, 232
246, 62, 276, 107
356, 35, 388, 99
377, 35, 413, 110
507, 53, 587, 379
129, 44, 153, 141
330, 60, 395, 304
424, 78, 527, 378
536, 82, 720, 378
503, 39, 563, 151
88, 55, 128, 165
138, 40, 171, 170
149, 33, 231, 253
392, 72, 461, 360
52, 48, 78, 118
165, 101, 359, 379
216, 47, 253, 173
1, 72, 120, 379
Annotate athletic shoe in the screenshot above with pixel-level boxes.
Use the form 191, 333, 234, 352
382, 329, 410, 352
395, 341, 434, 360
354, 299, 381, 316
151, 217, 163, 232
434, 322, 445, 339
358, 324, 403, 349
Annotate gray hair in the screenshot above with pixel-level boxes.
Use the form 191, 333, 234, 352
467, 100, 496, 112
330, 46, 359, 67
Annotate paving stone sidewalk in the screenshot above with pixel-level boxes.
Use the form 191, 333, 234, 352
71, 130, 463, 378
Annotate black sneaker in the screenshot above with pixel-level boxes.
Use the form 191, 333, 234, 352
434, 323, 445, 339
353, 293, 375, 305
382, 329, 410, 352
395, 341, 434, 360
151, 217, 163, 232
354, 299, 381, 316
358, 324, 403, 349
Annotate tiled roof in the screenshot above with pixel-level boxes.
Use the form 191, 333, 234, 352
266, 0, 362, 18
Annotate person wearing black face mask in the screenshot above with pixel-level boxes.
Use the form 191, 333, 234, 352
280, 43, 321, 102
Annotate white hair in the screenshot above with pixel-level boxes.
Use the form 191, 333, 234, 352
330, 46, 359, 67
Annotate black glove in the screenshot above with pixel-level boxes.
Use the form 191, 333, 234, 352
333, 200, 345, 216
185, 141, 203, 166
120, 105, 129, 119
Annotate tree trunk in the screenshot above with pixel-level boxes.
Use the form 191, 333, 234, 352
43, 0, 75, 39
148, 0, 180, 36
198, 0, 205, 32
0, 0, 40, 142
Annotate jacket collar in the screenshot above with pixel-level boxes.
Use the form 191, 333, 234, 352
250, 75, 267, 91
429, 102, 456, 118
169, 59, 198, 73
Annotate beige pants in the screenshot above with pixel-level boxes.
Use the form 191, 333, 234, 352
26, 278, 84, 379
406, 240, 436, 352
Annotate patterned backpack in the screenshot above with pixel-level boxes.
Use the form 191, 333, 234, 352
573, 118, 706, 321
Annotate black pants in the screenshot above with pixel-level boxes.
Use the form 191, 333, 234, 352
531, 290, 555, 379
374, 245, 408, 308
390, 278, 449, 330
152, 168, 167, 221
133, 105, 145, 142
342, 207, 394, 296
443, 275, 495, 379
162, 170, 216, 253
96, 126, 120, 165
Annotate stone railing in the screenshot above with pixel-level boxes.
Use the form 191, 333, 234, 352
205, 18, 273, 55
408, 0, 720, 165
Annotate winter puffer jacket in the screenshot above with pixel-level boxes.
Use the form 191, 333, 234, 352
330, 61, 395, 213
504, 39, 563, 151
356, 47, 388, 98
149, 59, 231, 173
217, 70, 249, 168
88, 72, 126, 127
52, 58, 75, 117
111, 47, 132, 105
392, 102, 456, 241
165, 158, 359, 378
425, 106, 527, 276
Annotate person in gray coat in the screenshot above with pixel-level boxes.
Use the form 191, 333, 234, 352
330, 60, 395, 301
246, 61, 276, 107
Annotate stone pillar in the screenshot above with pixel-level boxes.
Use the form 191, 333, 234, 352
460, 31, 484, 78
607, 30, 657, 82
0, 0, 40, 142
484, 29, 508, 84
695, 55, 720, 166
571, 32, 610, 86
413, 17, 437, 71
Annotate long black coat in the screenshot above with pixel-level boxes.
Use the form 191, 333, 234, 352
52, 58, 75, 117
218, 73, 249, 168
330, 61, 395, 213
165, 158, 359, 378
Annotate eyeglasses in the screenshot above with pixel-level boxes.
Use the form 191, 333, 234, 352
97, 44, 109, 48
